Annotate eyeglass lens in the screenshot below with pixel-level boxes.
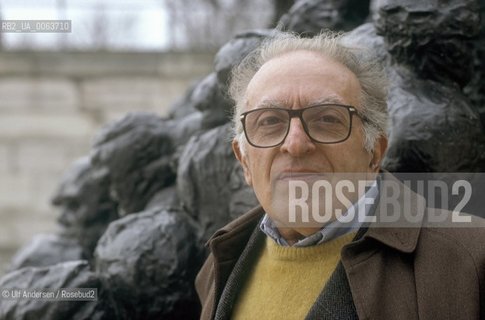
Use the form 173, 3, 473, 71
244, 105, 352, 147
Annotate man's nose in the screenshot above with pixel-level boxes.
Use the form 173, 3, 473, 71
280, 118, 316, 155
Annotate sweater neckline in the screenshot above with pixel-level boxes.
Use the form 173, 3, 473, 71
265, 232, 356, 261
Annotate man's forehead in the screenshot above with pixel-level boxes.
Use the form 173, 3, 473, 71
256, 50, 339, 72
246, 50, 358, 88
243, 51, 361, 110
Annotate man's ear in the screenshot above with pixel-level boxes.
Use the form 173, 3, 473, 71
232, 138, 252, 186
370, 135, 388, 171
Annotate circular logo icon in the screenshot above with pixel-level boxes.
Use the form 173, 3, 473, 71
2, 290, 10, 298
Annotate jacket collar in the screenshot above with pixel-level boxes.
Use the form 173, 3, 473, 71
206, 206, 265, 263
363, 171, 425, 254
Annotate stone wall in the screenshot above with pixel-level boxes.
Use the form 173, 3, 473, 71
0, 50, 215, 275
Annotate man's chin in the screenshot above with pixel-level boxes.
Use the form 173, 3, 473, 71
268, 216, 330, 233
269, 173, 370, 229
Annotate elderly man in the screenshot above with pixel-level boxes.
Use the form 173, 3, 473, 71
195, 31, 485, 320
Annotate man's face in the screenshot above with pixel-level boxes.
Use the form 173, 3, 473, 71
233, 50, 386, 236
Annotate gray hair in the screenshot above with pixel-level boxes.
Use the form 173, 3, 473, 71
229, 30, 388, 154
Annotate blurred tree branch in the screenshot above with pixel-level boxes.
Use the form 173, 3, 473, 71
163, 0, 281, 50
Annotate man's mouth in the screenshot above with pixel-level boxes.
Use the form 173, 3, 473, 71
277, 170, 324, 180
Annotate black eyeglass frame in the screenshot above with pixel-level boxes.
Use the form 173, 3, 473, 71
239, 104, 366, 148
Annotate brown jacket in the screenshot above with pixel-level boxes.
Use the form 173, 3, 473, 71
195, 179, 485, 319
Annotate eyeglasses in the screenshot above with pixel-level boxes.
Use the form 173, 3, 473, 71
240, 104, 364, 148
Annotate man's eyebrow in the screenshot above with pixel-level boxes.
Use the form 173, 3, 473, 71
254, 100, 287, 109
251, 96, 346, 109
309, 96, 346, 106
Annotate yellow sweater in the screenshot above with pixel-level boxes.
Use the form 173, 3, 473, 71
232, 232, 356, 320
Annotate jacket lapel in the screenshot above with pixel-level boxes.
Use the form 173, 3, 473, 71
214, 224, 265, 320
305, 261, 359, 320
205, 206, 265, 319
340, 173, 426, 320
